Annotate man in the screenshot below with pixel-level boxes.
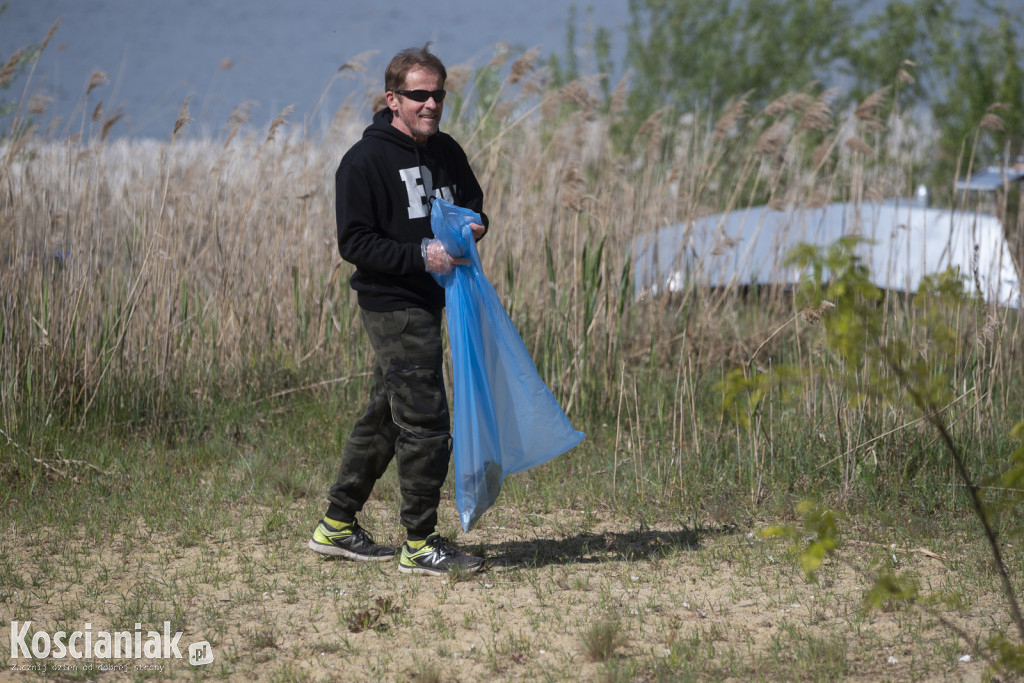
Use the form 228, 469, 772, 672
308, 45, 487, 576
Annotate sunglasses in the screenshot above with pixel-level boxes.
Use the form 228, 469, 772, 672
395, 89, 447, 103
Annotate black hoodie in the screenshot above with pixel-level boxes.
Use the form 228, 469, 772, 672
335, 108, 488, 312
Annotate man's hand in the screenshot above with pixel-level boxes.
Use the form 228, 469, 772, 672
470, 222, 485, 240
423, 239, 467, 275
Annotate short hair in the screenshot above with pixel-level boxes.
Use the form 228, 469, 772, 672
385, 44, 447, 92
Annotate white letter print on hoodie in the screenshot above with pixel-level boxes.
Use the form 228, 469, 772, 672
399, 165, 455, 219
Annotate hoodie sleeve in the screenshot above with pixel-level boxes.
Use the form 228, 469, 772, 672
335, 158, 426, 274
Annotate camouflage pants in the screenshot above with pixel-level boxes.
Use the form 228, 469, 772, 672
328, 307, 451, 536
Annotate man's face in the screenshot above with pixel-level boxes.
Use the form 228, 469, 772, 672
386, 67, 444, 145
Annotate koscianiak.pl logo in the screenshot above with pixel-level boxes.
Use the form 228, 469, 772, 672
9, 621, 214, 673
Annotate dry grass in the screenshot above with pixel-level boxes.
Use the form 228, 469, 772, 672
2, 44, 1021, 465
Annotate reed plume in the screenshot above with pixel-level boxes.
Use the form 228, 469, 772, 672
714, 93, 750, 141
173, 94, 193, 138
853, 86, 889, 132
796, 90, 834, 133
86, 71, 108, 96
0, 49, 23, 88
508, 47, 541, 85
265, 105, 295, 144
40, 18, 60, 53
844, 135, 874, 156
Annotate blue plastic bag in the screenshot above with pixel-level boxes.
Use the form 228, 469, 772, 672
430, 199, 586, 531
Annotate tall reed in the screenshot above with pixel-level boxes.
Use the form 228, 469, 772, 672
2, 46, 1020, 510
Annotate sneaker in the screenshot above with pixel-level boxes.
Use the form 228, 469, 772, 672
307, 519, 396, 561
398, 533, 485, 576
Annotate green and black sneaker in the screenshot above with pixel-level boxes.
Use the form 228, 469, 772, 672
307, 518, 396, 561
398, 532, 485, 576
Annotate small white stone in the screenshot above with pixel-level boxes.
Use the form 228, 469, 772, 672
887, 656, 898, 665
959, 654, 972, 663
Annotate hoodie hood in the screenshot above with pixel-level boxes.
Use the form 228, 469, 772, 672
364, 109, 419, 149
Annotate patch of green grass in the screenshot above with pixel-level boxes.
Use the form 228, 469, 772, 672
581, 618, 627, 663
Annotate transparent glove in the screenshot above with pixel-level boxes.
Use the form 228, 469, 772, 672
421, 238, 467, 275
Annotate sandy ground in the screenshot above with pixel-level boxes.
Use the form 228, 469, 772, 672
0, 501, 1009, 682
